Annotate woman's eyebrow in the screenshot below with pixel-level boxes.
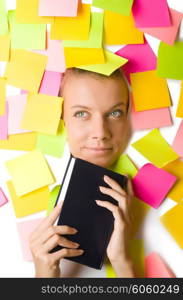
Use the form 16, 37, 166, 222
71, 102, 127, 110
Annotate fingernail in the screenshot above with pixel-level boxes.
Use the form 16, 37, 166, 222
95, 200, 101, 203
79, 249, 84, 253
73, 243, 79, 248
72, 228, 78, 233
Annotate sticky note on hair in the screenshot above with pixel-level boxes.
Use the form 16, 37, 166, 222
46, 39, 66, 73
38, 71, 62, 96
21, 94, 63, 135
6, 149, 55, 196
145, 252, 175, 278
132, 163, 177, 208
0, 187, 8, 207
39, 0, 78, 17
130, 70, 171, 111
131, 128, 179, 168
104, 11, 144, 45
176, 81, 183, 118
93, 0, 134, 16
172, 120, 183, 158
7, 180, 49, 218
5, 49, 47, 93
0, 34, 10, 61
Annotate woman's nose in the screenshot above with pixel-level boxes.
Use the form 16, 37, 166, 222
90, 117, 111, 141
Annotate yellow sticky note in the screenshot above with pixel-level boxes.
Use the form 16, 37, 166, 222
7, 180, 49, 218
21, 94, 63, 135
161, 201, 183, 248
176, 81, 183, 118
6, 149, 55, 196
16, 0, 53, 24
0, 132, 36, 151
104, 11, 144, 45
5, 49, 47, 93
130, 71, 172, 111
109, 154, 138, 178
0, 77, 6, 115
0, 34, 10, 61
132, 129, 179, 168
51, 3, 90, 40
128, 238, 145, 278
162, 159, 183, 203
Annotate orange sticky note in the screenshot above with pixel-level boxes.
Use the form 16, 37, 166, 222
145, 252, 175, 278
176, 81, 183, 118
0, 132, 36, 151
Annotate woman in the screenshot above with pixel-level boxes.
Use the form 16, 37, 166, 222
29, 68, 135, 278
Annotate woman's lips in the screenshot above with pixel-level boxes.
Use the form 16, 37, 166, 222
84, 147, 113, 154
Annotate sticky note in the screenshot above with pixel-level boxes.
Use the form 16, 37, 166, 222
130, 70, 171, 111
0, 0, 6, 12
109, 154, 138, 178
145, 252, 175, 278
157, 41, 183, 80
6, 149, 55, 196
115, 38, 157, 82
7, 180, 49, 218
132, 129, 179, 168
0, 187, 8, 207
16, 218, 44, 261
47, 185, 61, 216
0, 132, 36, 151
172, 120, 183, 157
0, 13, 8, 35
16, 0, 53, 24
7, 94, 31, 135
104, 11, 144, 45
0, 102, 8, 140
130, 196, 149, 238
128, 238, 145, 278
39, 71, 62, 96
162, 159, 183, 203
132, 0, 171, 28
46, 39, 66, 73
21, 93, 63, 135
160, 201, 183, 248
139, 9, 183, 45
176, 81, 183, 117
93, 0, 134, 16
77, 50, 128, 76
51, 3, 90, 41
132, 163, 177, 208
39, 0, 78, 17
36, 120, 67, 158
5, 49, 47, 93
0, 34, 10, 61
0, 77, 6, 115
8, 10, 46, 50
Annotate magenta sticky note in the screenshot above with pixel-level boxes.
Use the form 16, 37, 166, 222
0, 102, 8, 140
39, 70, 62, 96
115, 38, 157, 82
0, 188, 8, 207
172, 120, 183, 157
39, 0, 79, 17
132, 0, 171, 28
16, 218, 44, 261
145, 252, 175, 278
139, 9, 183, 45
132, 163, 177, 208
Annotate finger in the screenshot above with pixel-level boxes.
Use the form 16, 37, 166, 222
96, 200, 125, 226
51, 248, 84, 262
126, 178, 134, 197
43, 234, 80, 253
103, 175, 126, 196
99, 185, 127, 213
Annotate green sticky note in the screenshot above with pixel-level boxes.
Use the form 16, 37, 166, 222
47, 185, 61, 216
157, 41, 183, 80
8, 10, 46, 50
63, 12, 103, 48
93, 0, 134, 16
36, 120, 67, 158
0, 13, 8, 35
78, 50, 128, 75
109, 154, 138, 178
0, 0, 6, 13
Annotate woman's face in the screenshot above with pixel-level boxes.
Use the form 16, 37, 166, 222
62, 73, 132, 168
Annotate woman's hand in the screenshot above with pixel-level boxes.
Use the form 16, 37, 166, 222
29, 203, 84, 278
96, 175, 135, 277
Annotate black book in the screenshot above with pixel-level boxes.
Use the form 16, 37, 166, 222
52, 154, 128, 270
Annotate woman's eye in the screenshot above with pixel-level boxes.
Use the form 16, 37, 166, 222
109, 110, 123, 118
74, 111, 88, 118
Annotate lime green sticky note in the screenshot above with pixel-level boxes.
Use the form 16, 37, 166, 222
36, 120, 67, 157
0, 0, 6, 12
77, 50, 128, 75
132, 128, 179, 168
109, 154, 138, 178
93, 0, 134, 16
0, 13, 8, 35
157, 41, 183, 80
63, 12, 103, 48
8, 10, 46, 50
47, 185, 61, 216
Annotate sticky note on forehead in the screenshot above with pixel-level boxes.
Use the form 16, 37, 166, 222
6, 149, 55, 196
93, 0, 134, 16
5, 49, 47, 93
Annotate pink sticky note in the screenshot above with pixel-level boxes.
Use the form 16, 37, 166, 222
0, 102, 8, 140
0, 188, 8, 207
16, 218, 44, 261
139, 9, 183, 45
39, 70, 62, 96
145, 252, 176, 278
7, 94, 31, 135
20, 90, 28, 94
115, 39, 157, 83
132, 163, 177, 208
39, 0, 78, 17
132, 0, 171, 28
172, 120, 183, 157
